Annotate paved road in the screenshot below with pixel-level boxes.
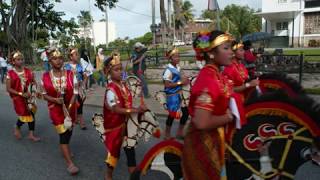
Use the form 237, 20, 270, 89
0, 84, 174, 180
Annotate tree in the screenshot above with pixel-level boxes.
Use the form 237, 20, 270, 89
221, 4, 261, 39
77, 11, 93, 49
201, 9, 215, 20
174, 0, 194, 41
160, 0, 167, 45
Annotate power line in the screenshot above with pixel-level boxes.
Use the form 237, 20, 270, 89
115, 4, 160, 19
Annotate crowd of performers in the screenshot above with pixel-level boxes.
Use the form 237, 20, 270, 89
5, 30, 319, 180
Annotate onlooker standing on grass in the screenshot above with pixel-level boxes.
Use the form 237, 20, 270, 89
41, 47, 50, 72
95, 48, 106, 87
80, 49, 94, 90
131, 42, 149, 97
0, 51, 8, 84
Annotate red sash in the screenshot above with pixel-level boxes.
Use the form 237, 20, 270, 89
103, 82, 132, 166
8, 68, 33, 116
42, 70, 76, 128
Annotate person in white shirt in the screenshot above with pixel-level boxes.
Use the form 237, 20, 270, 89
41, 47, 50, 72
80, 49, 94, 90
0, 51, 8, 84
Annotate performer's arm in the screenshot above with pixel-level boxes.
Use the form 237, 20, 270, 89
193, 108, 233, 130
192, 92, 234, 130
5, 77, 30, 98
133, 54, 146, 65
233, 79, 259, 93
163, 69, 188, 88
106, 90, 146, 116
40, 80, 64, 104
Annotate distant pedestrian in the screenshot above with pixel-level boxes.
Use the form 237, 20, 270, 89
131, 42, 149, 97
95, 48, 106, 87
0, 51, 8, 84
80, 49, 94, 90
41, 47, 50, 72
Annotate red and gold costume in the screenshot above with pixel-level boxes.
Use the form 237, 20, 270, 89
7, 68, 34, 122
103, 81, 133, 168
223, 59, 249, 126
182, 64, 233, 180
42, 70, 76, 134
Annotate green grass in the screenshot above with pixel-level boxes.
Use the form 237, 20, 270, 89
283, 49, 320, 55
305, 88, 320, 95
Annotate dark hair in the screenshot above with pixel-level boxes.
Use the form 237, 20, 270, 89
80, 49, 89, 62
243, 40, 252, 50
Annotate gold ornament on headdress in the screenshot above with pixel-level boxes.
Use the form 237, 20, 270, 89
70, 48, 78, 55
52, 50, 62, 58
109, 54, 121, 67
13, 51, 23, 59
232, 42, 244, 51
168, 48, 179, 57
210, 33, 234, 49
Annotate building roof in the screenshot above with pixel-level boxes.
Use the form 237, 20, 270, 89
255, 10, 301, 20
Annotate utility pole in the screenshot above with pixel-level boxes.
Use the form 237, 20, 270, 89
105, 5, 109, 48
89, 0, 96, 53
152, 0, 156, 45
168, 0, 172, 44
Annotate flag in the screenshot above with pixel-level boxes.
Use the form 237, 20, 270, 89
208, 0, 219, 11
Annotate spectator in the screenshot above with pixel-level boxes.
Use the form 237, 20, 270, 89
95, 48, 106, 87
41, 47, 50, 72
80, 49, 94, 91
294, 136, 320, 180
0, 51, 7, 84
131, 42, 149, 97
243, 40, 259, 79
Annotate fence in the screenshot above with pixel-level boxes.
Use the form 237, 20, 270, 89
145, 53, 320, 84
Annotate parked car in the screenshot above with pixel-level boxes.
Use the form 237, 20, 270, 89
185, 40, 193, 45
172, 40, 185, 46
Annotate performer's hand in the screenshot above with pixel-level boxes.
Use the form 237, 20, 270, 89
139, 104, 148, 113
225, 109, 234, 122
55, 97, 64, 105
249, 79, 260, 87
22, 92, 31, 98
182, 77, 190, 86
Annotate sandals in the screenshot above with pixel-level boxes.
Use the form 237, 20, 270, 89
67, 164, 79, 175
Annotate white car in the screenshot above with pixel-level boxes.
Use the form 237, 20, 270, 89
172, 40, 185, 46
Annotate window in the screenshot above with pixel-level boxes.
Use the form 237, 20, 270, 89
278, 0, 287, 3
305, 0, 320, 8
305, 12, 320, 34
276, 22, 288, 30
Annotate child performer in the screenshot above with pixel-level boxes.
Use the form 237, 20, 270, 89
103, 53, 147, 180
6, 51, 40, 142
41, 49, 79, 175
163, 48, 189, 139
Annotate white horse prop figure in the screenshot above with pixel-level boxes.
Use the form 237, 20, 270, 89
92, 75, 161, 148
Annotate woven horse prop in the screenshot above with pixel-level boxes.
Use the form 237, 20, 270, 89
132, 74, 320, 180
92, 75, 161, 148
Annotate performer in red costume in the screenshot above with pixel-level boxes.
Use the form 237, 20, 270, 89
41, 49, 79, 175
6, 51, 40, 142
182, 31, 236, 180
103, 53, 147, 180
223, 41, 259, 126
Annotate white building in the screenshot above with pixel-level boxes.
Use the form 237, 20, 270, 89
77, 21, 116, 47
257, 0, 320, 47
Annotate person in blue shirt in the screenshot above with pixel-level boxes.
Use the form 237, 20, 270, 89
162, 48, 189, 140
65, 48, 87, 130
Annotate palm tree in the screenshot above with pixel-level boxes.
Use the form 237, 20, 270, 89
174, 0, 194, 41
160, 0, 167, 45
77, 10, 93, 49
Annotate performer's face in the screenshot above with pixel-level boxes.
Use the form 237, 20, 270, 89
235, 47, 245, 60
171, 54, 180, 66
110, 64, 122, 82
212, 42, 233, 66
70, 51, 79, 63
13, 57, 23, 67
50, 57, 63, 70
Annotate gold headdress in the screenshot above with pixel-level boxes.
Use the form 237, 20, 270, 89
168, 48, 179, 58
109, 54, 121, 66
52, 50, 62, 58
13, 51, 23, 59
210, 33, 234, 49
232, 42, 244, 51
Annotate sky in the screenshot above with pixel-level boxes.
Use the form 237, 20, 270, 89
54, 0, 262, 39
